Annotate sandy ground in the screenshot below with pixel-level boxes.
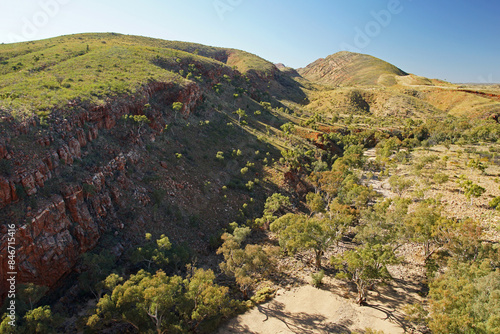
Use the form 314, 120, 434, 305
217, 273, 424, 334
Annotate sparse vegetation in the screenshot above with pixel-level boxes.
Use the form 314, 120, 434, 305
1, 33, 500, 334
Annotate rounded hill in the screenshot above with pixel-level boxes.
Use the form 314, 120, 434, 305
297, 51, 408, 86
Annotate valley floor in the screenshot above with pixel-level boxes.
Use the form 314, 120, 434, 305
217, 276, 420, 334
218, 143, 500, 334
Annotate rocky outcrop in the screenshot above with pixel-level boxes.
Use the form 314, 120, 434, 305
177, 83, 202, 116
1, 180, 114, 291
0, 80, 202, 209
0, 176, 17, 207
0, 143, 7, 160
458, 89, 500, 101
16, 196, 81, 286
0, 152, 125, 304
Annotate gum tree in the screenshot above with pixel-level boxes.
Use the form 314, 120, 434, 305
404, 200, 449, 260
271, 213, 353, 268
88, 268, 233, 333
428, 260, 500, 334
122, 114, 151, 140
233, 108, 247, 125
130, 233, 172, 270
255, 193, 291, 229
332, 244, 399, 305
217, 226, 277, 298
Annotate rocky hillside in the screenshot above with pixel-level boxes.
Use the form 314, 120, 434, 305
2, 34, 500, 332
0, 33, 311, 306
297, 51, 408, 86
297, 52, 500, 120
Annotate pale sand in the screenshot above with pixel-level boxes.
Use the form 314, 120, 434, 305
217, 282, 412, 334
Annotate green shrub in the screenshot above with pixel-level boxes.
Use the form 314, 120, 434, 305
433, 173, 449, 184
311, 270, 325, 288
208, 231, 223, 251
246, 181, 255, 191
489, 196, 500, 210
250, 287, 276, 304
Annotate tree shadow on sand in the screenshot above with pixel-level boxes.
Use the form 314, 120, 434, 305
255, 301, 352, 334
363, 277, 426, 332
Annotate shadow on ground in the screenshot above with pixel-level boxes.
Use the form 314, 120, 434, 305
224, 300, 352, 334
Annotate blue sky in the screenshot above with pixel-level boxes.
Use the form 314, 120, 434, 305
0, 0, 498, 83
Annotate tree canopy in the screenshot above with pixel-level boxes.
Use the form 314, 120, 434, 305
271, 212, 353, 268
88, 268, 235, 333
332, 244, 399, 305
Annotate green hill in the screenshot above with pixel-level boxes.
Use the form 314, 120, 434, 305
0, 33, 291, 117
297, 51, 408, 86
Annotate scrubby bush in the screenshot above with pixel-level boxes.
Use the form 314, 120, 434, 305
311, 270, 325, 288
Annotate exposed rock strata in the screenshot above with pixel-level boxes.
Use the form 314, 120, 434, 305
0, 80, 202, 304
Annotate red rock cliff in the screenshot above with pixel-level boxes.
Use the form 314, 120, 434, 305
0, 80, 202, 305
